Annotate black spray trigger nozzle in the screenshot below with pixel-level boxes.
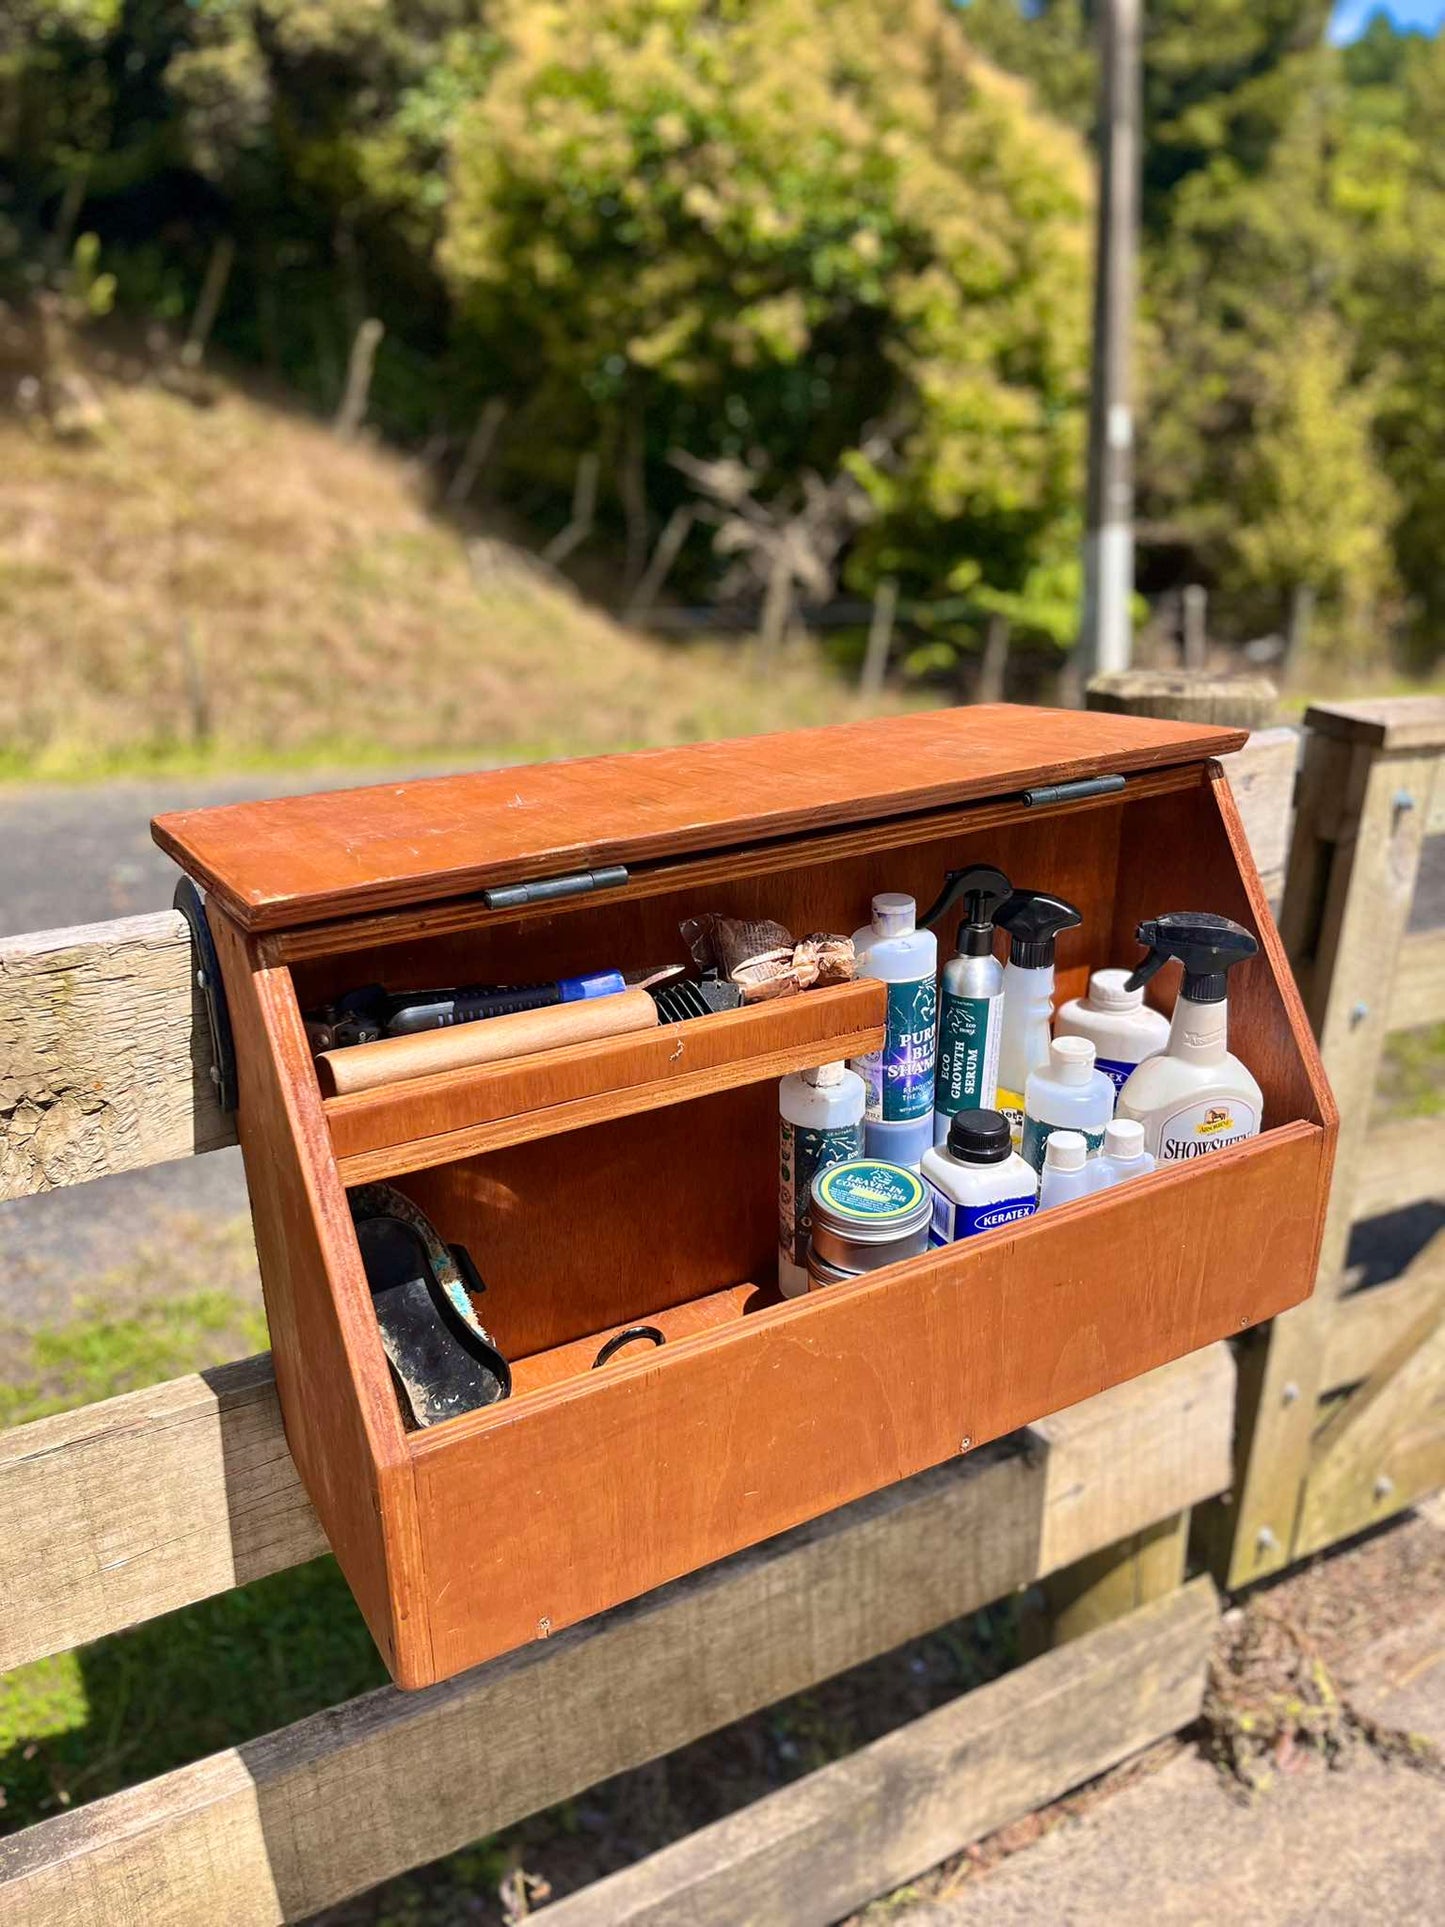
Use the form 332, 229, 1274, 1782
1126, 913, 1259, 1005
920, 864, 1012, 957
994, 889, 1083, 969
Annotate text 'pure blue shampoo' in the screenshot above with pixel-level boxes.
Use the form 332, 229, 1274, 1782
851, 893, 937, 1129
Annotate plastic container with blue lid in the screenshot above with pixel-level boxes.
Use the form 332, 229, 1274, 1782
808, 1158, 933, 1277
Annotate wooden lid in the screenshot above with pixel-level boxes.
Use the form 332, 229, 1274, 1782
153, 704, 1245, 933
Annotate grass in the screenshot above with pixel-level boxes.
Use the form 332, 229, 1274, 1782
0, 374, 899, 782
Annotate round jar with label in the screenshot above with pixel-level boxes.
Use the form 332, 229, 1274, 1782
807, 1158, 933, 1284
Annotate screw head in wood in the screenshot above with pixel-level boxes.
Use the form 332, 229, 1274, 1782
959, 1436, 973, 1452
1350, 1001, 1369, 1026
1374, 1475, 1395, 1502
1255, 1526, 1278, 1554
1282, 1381, 1300, 1405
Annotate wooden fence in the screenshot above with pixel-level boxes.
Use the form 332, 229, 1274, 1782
0, 696, 1439, 1924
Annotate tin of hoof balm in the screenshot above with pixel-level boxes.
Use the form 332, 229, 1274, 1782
806, 1159, 933, 1287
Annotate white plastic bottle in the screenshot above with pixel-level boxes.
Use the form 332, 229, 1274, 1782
1055, 968, 1170, 1100
921, 1108, 1038, 1246
1038, 1130, 1091, 1210
850, 893, 938, 1134
1021, 1036, 1115, 1174
1116, 915, 1264, 1164
1086, 1117, 1158, 1192
993, 891, 1082, 1150
778, 1061, 867, 1297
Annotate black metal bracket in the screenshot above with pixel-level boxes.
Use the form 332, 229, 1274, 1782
174, 876, 238, 1114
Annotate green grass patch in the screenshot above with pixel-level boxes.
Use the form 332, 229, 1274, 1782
1373, 1022, 1445, 1124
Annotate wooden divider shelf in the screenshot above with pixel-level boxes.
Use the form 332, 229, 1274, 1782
155, 706, 1337, 1688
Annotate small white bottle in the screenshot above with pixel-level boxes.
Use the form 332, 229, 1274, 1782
778, 1061, 867, 1297
1038, 1130, 1091, 1210
1087, 1117, 1158, 1192
921, 1108, 1038, 1246
1021, 1036, 1115, 1174
1055, 968, 1171, 1099
850, 893, 938, 1130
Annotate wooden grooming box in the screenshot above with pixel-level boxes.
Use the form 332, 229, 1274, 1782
154, 705, 1335, 1688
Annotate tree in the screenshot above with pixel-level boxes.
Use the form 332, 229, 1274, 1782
442, 0, 1092, 600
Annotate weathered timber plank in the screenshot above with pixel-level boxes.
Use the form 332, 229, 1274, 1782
1389, 927, 1445, 1034
1297, 1299, 1445, 1556
1303, 697, 1445, 754
0, 911, 232, 1199
540, 1579, 1219, 1927
1353, 1116, 1445, 1222
0, 1357, 322, 1674
0, 1355, 1233, 1926
1220, 726, 1296, 902
1222, 723, 1439, 1586
0, 1331, 1233, 1678
1324, 1238, 1445, 1394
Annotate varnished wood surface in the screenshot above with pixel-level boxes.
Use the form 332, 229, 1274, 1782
327, 982, 885, 1182
153, 705, 1245, 931
210, 909, 431, 1685
408, 1121, 1326, 1680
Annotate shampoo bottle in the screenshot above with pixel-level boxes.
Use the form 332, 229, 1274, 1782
993, 890, 1082, 1149
1038, 1130, 1091, 1210
1054, 968, 1170, 1097
921, 1108, 1037, 1246
778, 1061, 867, 1297
851, 893, 937, 1133
1022, 1035, 1115, 1173
1115, 914, 1263, 1163
920, 865, 1012, 1145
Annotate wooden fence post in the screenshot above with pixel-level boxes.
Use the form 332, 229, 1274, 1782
1211, 698, 1445, 1585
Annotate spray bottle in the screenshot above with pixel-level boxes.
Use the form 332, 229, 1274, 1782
1115, 914, 1263, 1163
993, 890, 1082, 1150
919, 864, 1012, 1145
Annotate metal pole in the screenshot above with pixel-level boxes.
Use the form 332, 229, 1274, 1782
1079, 0, 1141, 680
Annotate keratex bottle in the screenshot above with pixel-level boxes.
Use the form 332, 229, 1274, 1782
921, 1109, 1038, 1246
1116, 914, 1263, 1163
993, 890, 1082, 1149
921, 864, 1012, 1144
850, 893, 937, 1132
1055, 968, 1170, 1098
1038, 1130, 1091, 1210
806, 1159, 932, 1285
777, 1061, 867, 1297
1022, 1035, 1115, 1173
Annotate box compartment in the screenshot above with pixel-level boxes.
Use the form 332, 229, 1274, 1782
163, 709, 1335, 1687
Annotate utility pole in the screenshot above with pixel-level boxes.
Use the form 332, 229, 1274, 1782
1079, 0, 1142, 680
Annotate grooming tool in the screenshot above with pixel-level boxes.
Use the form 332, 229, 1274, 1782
349, 1183, 510, 1427
317, 986, 661, 1096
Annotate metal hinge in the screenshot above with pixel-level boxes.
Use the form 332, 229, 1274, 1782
1020, 773, 1127, 809
481, 864, 630, 911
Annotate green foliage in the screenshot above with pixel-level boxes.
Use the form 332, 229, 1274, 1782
442, 0, 1092, 598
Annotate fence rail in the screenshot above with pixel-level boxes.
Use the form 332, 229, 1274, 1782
1, 697, 1442, 1923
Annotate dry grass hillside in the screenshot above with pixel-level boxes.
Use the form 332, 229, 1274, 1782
0, 375, 891, 779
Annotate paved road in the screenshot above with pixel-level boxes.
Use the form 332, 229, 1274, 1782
0, 770, 456, 1326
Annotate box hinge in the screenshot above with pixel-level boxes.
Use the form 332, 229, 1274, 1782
174, 876, 238, 1113
481, 864, 629, 912
1021, 773, 1127, 809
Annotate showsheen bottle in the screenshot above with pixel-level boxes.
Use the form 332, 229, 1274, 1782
1115, 914, 1264, 1164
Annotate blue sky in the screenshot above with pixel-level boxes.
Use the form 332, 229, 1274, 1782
1331, 0, 1445, 40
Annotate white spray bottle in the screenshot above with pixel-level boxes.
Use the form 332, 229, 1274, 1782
1115, 914, 1263, 1163
993, 890, 1082, 1150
